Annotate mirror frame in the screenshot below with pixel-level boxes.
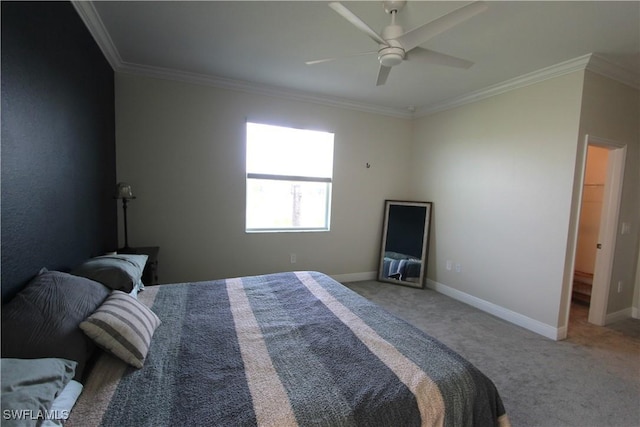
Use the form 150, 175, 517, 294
377, 200, 432, 288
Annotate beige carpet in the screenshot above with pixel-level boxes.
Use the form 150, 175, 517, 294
344, 280, 640, 427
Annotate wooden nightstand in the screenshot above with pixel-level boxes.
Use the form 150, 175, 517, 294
120, 246, 159, 285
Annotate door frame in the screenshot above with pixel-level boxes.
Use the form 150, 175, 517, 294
568, 134, 627, 328
587, 136, 626, 325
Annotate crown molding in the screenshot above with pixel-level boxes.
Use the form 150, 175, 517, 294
417, 53, 639, 116
71, 1, 122, 70
71, 1, 411, 119
586, 54, 640, 90
73, 2, 637, 120
118, 62, 413, 119
416, 54, 594, 116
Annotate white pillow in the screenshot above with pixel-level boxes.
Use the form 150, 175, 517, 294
40, 380, 83, 427
80, 291, 160, 368
129, 279, 145, 299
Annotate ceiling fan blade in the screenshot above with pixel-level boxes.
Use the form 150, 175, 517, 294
406, 47, 474, 69
305, 51, 377, 65
376, 65, 392, 86
329, 2, 388, 46
396, 1, 488, 52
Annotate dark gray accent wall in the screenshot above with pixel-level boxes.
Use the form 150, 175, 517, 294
1, 1, 117, 301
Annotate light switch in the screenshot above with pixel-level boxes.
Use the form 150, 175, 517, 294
621, 222, 631, 235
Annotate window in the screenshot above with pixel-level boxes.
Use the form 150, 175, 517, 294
246, 122, 334, 232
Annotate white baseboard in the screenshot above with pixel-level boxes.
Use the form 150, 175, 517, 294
426, 279, 562, 340
605, 307, 634, 324
331, 271, 377, 283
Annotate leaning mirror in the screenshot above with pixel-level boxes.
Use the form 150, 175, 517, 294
378, 200, 432, 288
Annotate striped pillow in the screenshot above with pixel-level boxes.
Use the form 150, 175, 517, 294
80, 291, 161, 368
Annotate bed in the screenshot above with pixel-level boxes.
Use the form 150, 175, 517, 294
2, 263, 509, 427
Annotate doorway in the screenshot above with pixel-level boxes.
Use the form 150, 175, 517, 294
572, 145, 608, 306
570, 135, 627, 329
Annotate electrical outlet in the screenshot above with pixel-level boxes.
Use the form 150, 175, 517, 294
617, 281, 623, 293
290, 253, 296, 264
446, 260, 453, 271
455, 263, 462, 273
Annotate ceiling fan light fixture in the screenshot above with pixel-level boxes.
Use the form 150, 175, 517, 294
378, 46, 404, 67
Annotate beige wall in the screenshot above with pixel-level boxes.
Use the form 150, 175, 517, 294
115, 68, 639, 335
410, 72, 585, 327
115, 73, 412, 284
577, 71, 640, 315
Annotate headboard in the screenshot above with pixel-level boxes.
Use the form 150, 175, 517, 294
1, 2, 117, 301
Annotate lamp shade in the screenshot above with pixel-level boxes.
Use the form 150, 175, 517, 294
116, 182, 134, 199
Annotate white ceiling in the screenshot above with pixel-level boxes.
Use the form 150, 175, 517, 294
77, 1, 640, 117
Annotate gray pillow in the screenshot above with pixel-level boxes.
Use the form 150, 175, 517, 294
1, 358, 77, 427
1, 270, 110, 380
71, 254, 148, 293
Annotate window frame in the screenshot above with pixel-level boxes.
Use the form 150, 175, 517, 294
245, 123, 334, 233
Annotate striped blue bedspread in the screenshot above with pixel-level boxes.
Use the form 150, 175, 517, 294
68, 271, 509, 427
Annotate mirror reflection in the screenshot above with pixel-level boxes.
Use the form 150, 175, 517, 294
378, 200, 432, 288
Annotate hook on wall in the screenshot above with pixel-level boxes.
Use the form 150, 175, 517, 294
366, 162, 371, 168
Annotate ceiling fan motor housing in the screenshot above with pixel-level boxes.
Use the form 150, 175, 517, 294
379, 25, 405, 66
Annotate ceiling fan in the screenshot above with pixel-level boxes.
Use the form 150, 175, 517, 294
306, 1, 488, 86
